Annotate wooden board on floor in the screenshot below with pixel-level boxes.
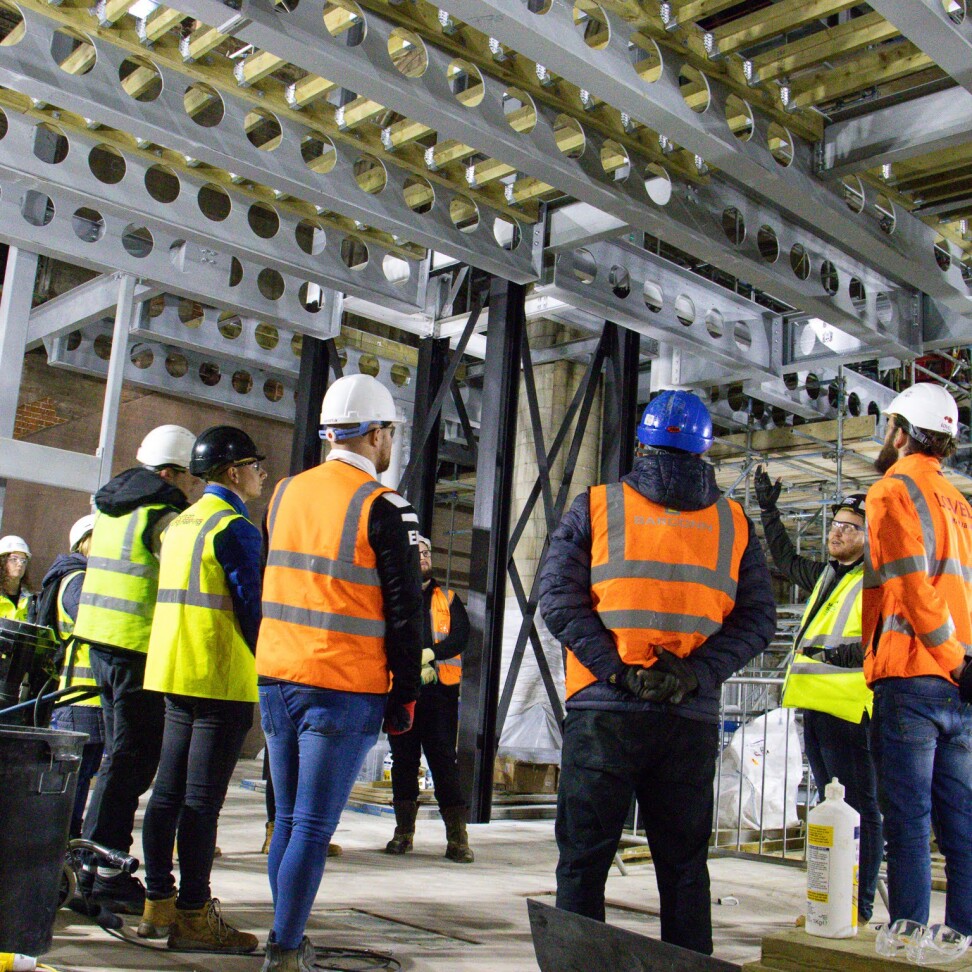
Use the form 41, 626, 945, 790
745, 926, 972, 971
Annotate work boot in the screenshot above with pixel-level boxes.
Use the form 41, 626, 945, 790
167, 898, 258, 953
260, 935, 316, 972
442, 806, 474, 863
384, 800, 418, 854
91, 871, 146, 915
137, 894, 177, 939
327, 842, 342, 857
261, 821, 274, 855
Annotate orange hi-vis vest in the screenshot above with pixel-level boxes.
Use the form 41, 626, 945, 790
566, 482, 748, 700
257, 459, 397, 693
431, 586, 460, 686
863, 452, 972, 686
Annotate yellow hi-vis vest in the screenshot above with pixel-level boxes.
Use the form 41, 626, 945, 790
73, 504, 169, 653
144, 492, 257, 703
57, 569, 100, 707
0, 591, 31, 621
782, 564, 872, 723
431, 586, 460, 686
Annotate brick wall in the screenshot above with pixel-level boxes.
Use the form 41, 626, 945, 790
14, 395, 61, 439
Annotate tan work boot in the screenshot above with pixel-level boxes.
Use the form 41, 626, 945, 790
262, 821, 274, 855
261, 935, 316, 971
327, 842, 342, 857
137, 894, 176, 939
384, 800, 418, 854
442, 805, 474, 863
168, 898, 258, 953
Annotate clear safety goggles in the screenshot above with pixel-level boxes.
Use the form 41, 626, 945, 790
876, 919, 971, 965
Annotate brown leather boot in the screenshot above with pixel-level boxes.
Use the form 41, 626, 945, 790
261, 821, 274, 855
168, 898, 258, 953
442, 805, 474, 863
384, 800, 418, 854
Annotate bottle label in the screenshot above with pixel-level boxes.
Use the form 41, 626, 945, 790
808, 823, 834, 847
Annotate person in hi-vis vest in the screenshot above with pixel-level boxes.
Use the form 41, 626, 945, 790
754, 472, 881, 925
257, 374, 423, 972
864, 383, 972, 936
384, 534, 472, 862
48, 514, 101, 838
0, 534, 33, 620
73, 424, 197, 917
138, 426, 266, 954
539, 390, 776, 956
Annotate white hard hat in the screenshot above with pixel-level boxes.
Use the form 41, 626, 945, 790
319, 374, 400, 442
136, 424, 195, 469
69, 514, 96, 551
884, 384, 959, 440
0, 535, 30, 558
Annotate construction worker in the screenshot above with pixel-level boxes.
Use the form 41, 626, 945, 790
72, 424, 197, 915
137, 426, 266, 953
0, 535, 33, 620
47, 514, 101, 838
538, 390, 776, 955
754, 471, 881, 924
257, 373, 423, 972
385, 534, 473, 862
863, 383, 972, 936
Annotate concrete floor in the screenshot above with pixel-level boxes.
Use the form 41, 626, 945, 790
44, 757, 917, 972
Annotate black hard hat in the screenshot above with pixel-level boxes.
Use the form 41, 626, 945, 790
190, 426, 264, 479
832, 493, 866, 519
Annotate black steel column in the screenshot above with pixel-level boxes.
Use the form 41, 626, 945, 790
405, 336, 449, 536
290, 336, 341, 475
458, 278, 525, 823
599, 322, 641, 484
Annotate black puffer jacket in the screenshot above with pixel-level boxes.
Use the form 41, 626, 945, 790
538, 451, 777, 722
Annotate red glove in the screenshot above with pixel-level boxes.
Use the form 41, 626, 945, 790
383, 699, 415, 735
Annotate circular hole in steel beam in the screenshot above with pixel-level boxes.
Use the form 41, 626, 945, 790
89, 143, 126, 185
184, 82, 224, 127
72, 206, 104, 242
245, 108, 282, 151
295, 217, 326, 255
122, 224, 153, 258
450, 195, 480, 233
248, 201, 280, 239
388, 27, 427, 78
628, 35, 661, 84
340, 237, 369, 270
447, 58, 484, 107
790, 243, 810, 280
722, 206, 745, 246
119, 55, 162, 102
322, 0, 366, 46
756, 225, 779, 263
726, 93, 754, 142
51, 27, 96, 76
678, 64, 710, 114
145, 164, 180, 203
820, 260, 839, 296
574, 0, 609, 50
503, 88, 537, 134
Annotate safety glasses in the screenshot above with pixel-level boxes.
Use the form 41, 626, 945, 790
876, 919, 971, 965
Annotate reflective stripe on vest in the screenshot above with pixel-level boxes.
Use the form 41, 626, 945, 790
73, 504, 168, 653
566, 483, 747, 700
257, 461, 395, 693
431, 586, 460, 686
782, 654, 873, 723
145, 493, 257, 703
797, 566, 863, 653
56, 569, 101, 708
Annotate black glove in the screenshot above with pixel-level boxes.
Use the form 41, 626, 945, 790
382, 699, 416, 735
618, 665, 679, 703
651, 648, 699, 704
753, 465, 782, 512
959, 661, 972, 704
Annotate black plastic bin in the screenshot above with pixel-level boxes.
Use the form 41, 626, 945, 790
0, 726, 85, 956
0, 619, 60, 725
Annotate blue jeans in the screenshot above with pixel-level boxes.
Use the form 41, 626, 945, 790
871, 677, 972, 934
804, 710, 883, 921
259, 682, 384, 949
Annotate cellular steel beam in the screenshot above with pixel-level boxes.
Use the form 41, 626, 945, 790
169, 0, 937, 335
818, 88, 972, 179
548, 240, 913, 377
431, 0, 972, 310
869, 0, 972, 95
0, 1, 538, 284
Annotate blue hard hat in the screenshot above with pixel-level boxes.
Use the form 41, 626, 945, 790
637, 390, 713, 454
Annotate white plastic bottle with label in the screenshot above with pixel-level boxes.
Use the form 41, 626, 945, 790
806, 778, 860, 939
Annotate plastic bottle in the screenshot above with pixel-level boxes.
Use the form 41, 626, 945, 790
805, 778, 860, 939
382, 753, 393, 782
0, 955, 37, 971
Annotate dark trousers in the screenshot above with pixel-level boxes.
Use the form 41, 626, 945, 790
51, 705, 105, 838
389, 682, 464, 810
556, 708, 718, 955
83, 647, 164, 855
803, 709, 884, 921
143, 694, 253, 907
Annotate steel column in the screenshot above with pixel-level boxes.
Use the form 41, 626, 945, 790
290, 297, 344, 475
0, 248, 39, 524
458, 278, 524, 824
406, 335, 449, 536
600, 323, 642, 484
95, 272, 136, 485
